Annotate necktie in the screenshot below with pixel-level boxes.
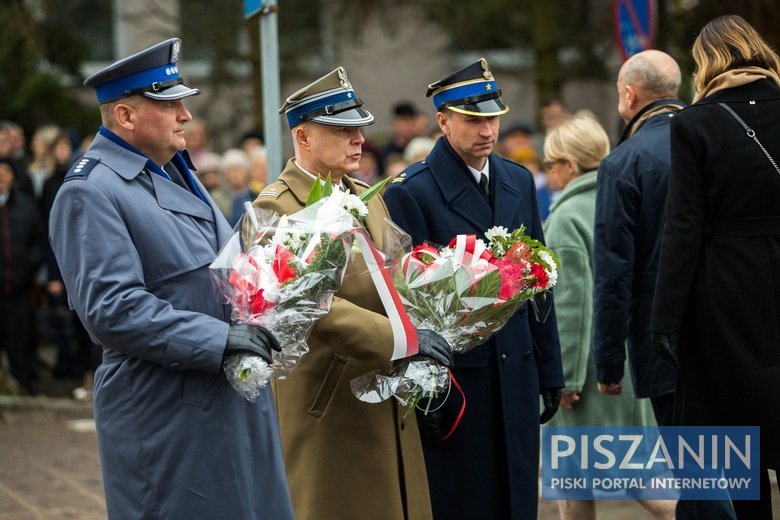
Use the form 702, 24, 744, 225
479, 172, 490, 200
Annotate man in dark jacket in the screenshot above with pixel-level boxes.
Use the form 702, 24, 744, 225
592, 50, 683, 419
383, 58, 564, 520
0, 158, 43, 394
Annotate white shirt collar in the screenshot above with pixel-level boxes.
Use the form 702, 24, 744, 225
467, 160, 490, 185
294, 159, 346, 190
0, 192, 8, 207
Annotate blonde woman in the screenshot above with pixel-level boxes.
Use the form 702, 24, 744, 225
544, 115, 672, 520
651, 14, 780, 518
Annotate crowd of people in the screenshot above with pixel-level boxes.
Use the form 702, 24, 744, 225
0, 76, 560, 406
2, 12, 779, 520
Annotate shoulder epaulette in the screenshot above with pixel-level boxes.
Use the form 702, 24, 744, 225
390, 161, 427, 184
255, 184, 284, 199
64, 156, 99, 181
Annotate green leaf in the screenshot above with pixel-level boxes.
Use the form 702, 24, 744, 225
321, 172, 334, 197
305, 176, 323, 207
358, 176, 390, 203
470, 269, 502, 300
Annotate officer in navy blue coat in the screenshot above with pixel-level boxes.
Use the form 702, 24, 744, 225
383, 58, 564, 520
48, 39, 293, 519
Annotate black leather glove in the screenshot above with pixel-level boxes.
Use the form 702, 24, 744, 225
651, 332, 680, 371
416, 329, 454, 367
224, 323, 281, 363
540, 387, 562, 424
416, 408, 443, 448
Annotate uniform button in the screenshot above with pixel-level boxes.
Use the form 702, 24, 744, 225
523, 351, 531, 359
501, 353, 508, 363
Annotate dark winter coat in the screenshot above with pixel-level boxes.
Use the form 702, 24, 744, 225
651, 79, 780, 467
592, 101, 682, 398
0, 187, 43, 295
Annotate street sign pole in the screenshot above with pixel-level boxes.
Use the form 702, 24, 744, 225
260, 1, 282, 182
246, 0, 282, 182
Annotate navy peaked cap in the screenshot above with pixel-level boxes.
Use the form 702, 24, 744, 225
84, 38, 199, 104
426, 58, 509, 116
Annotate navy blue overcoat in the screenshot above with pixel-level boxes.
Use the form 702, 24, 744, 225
384, 137, 564, 520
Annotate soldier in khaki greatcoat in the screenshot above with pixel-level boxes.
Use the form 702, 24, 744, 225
252, 67, 452, 520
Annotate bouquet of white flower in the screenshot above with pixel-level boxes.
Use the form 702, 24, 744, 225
211, 176, 388, 401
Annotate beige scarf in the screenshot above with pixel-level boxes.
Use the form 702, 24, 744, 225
693, 66, 780, 102
624, 102, 683, 140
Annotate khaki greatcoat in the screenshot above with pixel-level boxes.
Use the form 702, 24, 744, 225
251, 159, 432, 520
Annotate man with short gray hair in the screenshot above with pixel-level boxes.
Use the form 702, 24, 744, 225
592, 50, 683, 419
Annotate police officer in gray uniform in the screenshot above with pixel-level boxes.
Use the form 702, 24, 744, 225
48, 39, 293, 519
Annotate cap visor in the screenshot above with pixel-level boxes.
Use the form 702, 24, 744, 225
143, 83, 200, 101
311, 107, 375, 127
446, 98, 508, 117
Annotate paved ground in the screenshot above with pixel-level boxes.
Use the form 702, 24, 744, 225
0, 400, 104, 520
0, 396, 690, 520
1, 345, 777, 519
0, 387, 667, 520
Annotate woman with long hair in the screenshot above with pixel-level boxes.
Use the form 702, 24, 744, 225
651, 15, 780, 518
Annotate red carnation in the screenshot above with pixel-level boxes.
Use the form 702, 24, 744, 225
495, 258, 525, 300
272, 245, 297, 284
249, 288, 273, 315
530, 263, 549, 289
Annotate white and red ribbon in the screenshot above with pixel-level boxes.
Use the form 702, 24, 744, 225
448, 234, 495, 266
353, 231, 419, 360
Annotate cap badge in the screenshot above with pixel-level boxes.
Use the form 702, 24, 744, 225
337, 67, 351, 89
171, 40, 180, 63
480, 58, 493, 80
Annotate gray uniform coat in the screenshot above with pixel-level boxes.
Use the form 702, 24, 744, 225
49, 131, 293, 519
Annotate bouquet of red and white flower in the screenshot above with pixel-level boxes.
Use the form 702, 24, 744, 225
351, 224, 558, 414
211, 177, 386, 401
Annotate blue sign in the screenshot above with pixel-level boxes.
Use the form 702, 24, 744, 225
613, 0, 655, 59
245, 0, 263, 19
542, 426, 760, 501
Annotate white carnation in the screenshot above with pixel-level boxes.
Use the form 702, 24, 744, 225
485, 225, 510, 242
342, 193, 369, 218
538, 250, 558, 288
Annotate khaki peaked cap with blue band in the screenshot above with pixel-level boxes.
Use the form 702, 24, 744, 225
427, 58, 509, 116
279, 67, 374, 129
84, 38, 199, 104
